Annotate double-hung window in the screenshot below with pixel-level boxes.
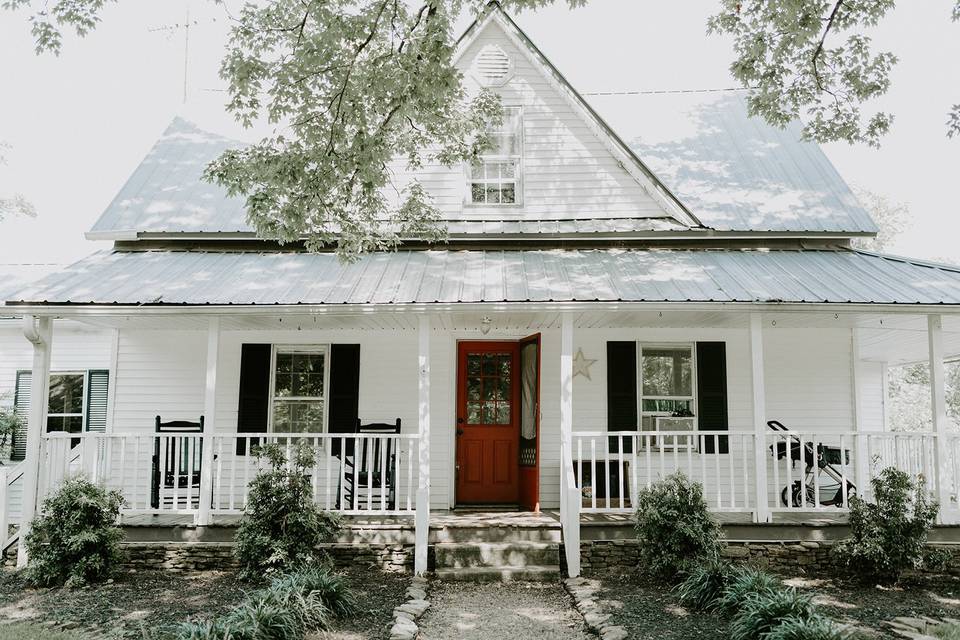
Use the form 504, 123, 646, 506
468, 106, 522, 205
639, 345, 697, 450
46, 373, 86, 433
270, 346, 329, 434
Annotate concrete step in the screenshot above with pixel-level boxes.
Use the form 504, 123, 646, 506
430, 524, 562, 544
433, 542, 559, 569
433, 565, 560, 582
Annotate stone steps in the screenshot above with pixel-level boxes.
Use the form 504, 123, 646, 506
434, 541, 559, 569
433, 565, 560, 582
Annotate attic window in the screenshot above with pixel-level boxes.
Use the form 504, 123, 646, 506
469, 106, 522, 205
472, 44, 513, 87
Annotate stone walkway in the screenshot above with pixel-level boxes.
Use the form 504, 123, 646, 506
417, 580, 591, 639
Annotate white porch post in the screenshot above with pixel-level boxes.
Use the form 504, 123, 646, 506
749, 314, 770, 523
17, 315, 53, 567
197, 317, 221, 526
559, 313, 573, 523
415, 315, 431, 576
850, 328, 870, 499
928, 315, 953, 519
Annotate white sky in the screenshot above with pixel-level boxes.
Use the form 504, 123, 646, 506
0, 0, 958, 273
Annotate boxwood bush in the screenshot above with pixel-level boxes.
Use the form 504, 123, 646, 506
234, 442, 340, 580
833, 466, 938, 584
634, 471, 724, 576
24, 476, 125, 587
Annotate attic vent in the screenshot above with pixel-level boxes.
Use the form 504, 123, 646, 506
473, 44, 513, 87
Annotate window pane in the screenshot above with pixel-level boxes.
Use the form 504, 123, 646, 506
49, 374, 84, 415
471, 183, 486, 203
276, 351, 324, 398
501, 184, 516, 204
642, 348, 693, 397
502, 162, 516, 179
273, 400, 324, 434
485, 186, 501, 204
46, 415, 83, 434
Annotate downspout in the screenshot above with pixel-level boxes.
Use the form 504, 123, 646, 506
22, 314, 42, 345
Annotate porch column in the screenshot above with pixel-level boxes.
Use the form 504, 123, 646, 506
749, 314, 771, 523
197, 317, 221, 526
17, 315, 53, 567
928, 315, 953, 518
415, 315, 431, 576
559, 313, 573, 521
850, 328, 870, 498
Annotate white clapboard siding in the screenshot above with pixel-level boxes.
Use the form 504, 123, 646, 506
859, 361, 886, 432
384, 17, 670, 221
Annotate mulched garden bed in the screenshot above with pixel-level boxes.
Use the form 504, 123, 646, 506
595, 569, 960, 639
0, 565, 409, 640
785, 572, 960, 636
596, 572, 728, 639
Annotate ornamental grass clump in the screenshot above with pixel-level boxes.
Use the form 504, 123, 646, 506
833, 466, 938, 584
729, 589, 818, 640
170, 565, 352, 640
675, 559, 737, 611
634, 471, 724, 577
24, 475, 124, 588
715, 566, 784, 615
234, 442, 340, 581
764, 615, 850, 640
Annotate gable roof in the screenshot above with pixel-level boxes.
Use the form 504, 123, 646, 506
590, 90, 878, 234
85, 4, 876, 239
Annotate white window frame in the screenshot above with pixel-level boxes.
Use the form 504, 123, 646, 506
466, 105, 524, 207
637, 343, 698, 451
46, 370, 87, 433
267, 345, 331, 435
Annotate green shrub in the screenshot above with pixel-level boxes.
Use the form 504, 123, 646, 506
234, 442, 340, 580
923, 547, 954, 573
764, 615, 849, 640
0, 402, 20, 461
633, 471, 724, 576
24, 475, 124, 587
715, 566, 783, 615
168, 619, 238, 640
675, 559, 736, 611
833, 467, 938, 584
730, 590, 818, 640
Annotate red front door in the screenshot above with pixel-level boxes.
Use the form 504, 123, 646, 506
456, 341, 520, 505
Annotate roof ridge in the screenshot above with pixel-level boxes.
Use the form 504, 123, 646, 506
844, 247, 960, 274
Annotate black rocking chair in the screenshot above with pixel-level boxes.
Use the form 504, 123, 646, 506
150, 416, 204, 510
339, 418, 401, 511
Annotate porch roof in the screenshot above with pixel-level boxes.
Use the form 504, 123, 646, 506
7, 248, 960, 309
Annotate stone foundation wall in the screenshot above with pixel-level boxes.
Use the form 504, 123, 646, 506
572, 539, 960, 576
119, 542, 414, 573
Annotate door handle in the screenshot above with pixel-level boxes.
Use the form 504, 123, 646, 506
457, 417, 464, 424
457, 429, 464, 436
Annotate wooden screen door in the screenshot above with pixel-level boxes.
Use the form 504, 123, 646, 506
456, 341, 520, 504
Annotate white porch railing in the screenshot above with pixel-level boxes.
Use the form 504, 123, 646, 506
33, 431, 422, 519
569, 429, 960, 520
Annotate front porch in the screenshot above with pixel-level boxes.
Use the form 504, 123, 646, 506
5, 303, 960, 578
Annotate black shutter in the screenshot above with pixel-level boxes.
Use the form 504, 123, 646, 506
85, 370, 110, 433
697, 342, 729, 454
236, 344, 271, 455
11, 370, 32, 461
328, 344, 360, 456
607, 341, 637, 454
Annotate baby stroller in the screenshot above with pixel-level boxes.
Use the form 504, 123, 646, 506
767, 420, 857, 508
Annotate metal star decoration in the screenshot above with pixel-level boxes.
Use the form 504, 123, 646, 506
572, 348, 597, 380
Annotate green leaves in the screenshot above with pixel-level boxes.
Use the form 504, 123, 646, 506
24, 476, 125, 588
709, 0, 898, 147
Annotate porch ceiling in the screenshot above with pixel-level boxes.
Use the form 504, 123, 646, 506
51, 308, 960, 365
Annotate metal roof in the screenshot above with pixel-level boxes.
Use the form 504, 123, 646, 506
9, 248, 960, 307
590, 91, 878, 234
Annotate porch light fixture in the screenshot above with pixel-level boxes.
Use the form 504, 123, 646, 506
480, 316, 493, 335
